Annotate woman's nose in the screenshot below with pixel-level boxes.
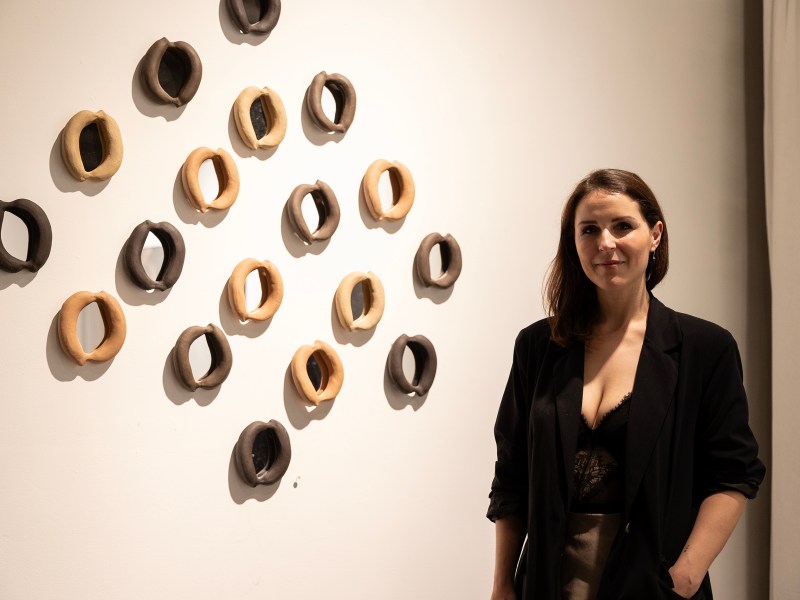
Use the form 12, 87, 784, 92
598, 229, 615, 251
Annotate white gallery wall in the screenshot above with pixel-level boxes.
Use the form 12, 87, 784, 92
0, 1, 770, 599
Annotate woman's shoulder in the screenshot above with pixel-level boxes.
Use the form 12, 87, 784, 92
516, 317, 552, 345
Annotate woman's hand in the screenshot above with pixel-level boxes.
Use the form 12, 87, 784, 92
668, 562, 703, 598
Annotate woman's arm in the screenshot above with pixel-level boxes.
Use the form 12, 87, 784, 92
668, 490, 746, 598
491, 515, 525, 600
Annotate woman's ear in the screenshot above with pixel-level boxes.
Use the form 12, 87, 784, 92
651, 221, 664, 251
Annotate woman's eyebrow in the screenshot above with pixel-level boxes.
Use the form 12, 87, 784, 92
576, 216, 637, 225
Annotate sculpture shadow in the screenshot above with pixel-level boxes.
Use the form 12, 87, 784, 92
300, 87, 346, 146
280, 202, 331, 258
218, 283, 271, 338
383, 360, 427, 412
114, 244, 173, 307
227, 106, 278, 161
45, 313, 114, 382
0, 269, 36, 290
49, 134, 110, 196
330, 297, 376, 347
171, 169, 230, 227
162, 347, 222, 407
130, 53, 188, 121
357, 180, 405, 233
282, 365, 334, 429
228, 446, 281, 504
218, 0, 273, 46
412, 262, 454, 304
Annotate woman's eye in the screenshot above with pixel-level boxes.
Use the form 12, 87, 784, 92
616, 222, 633, 231
580, 226, 598, 235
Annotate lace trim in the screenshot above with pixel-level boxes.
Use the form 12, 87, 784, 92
581, 391, 632, 431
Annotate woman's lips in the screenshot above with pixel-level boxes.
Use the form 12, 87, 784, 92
597, 260, 622, 266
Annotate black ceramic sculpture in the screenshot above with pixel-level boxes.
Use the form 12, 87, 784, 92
227, 0, 281, 35
387, 334, 437, 396
0, 198, 52, 273
414, 232, 463, 288
286, 180, 341, 244
140, 38, 202, 106
172, 324, 232, 391
123, 220, 185, 291
234, 420, 292, 486
305, 71, 356, 134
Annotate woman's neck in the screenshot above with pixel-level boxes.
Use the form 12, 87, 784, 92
593, 283, 650, 336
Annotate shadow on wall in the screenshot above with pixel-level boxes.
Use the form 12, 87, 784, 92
45, 312, 114, 382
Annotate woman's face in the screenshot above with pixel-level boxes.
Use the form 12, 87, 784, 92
573, 190, 663, 294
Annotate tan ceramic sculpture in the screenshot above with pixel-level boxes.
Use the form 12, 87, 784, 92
226, 258, 284, 322
141, 38, 202, 106
305, 71, 356, 134
226, 0, 281, 35
334, 271, 385, 331
0, 198, 52, 273
180, 147, 240, 212
61, 110, 123, 181
414, 232, 463, 288
57, 291, 126, 365
286, 180, 340, 244
234, 420, 291, 486
233, 86, 287, 150
387, 334, 437, 396
123, 220, 185, 291
290, 340, 344, 405
361, 159, 415, 221
172, 323, 232, 391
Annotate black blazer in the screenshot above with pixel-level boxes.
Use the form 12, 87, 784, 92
488, 295, 765, 600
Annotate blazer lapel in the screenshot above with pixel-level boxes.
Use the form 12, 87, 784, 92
624, 295, 682, 519
554, 341, 584, 505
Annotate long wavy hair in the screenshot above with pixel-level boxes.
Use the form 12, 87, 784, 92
544, 169, 669, 347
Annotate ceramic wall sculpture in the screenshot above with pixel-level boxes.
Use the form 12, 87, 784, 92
140, 38, 202, 107
414, 232, 462, 289
286, 180, 340, 244
57, 291, 126, 365
334, 271, 385, 331
233, 86, 287, 150
123, 220, 185, 291
226, 0, 281, 35
180, 147, 240, 212
172, 323, 232, 391
234, 420, 291, 486
361, 159, 415, 221
387, 334, 437, 396
305, 71, 356, 134
0, 198, 52, 273
61, 110, 123, 181
226, 258, 284, 322
290, 340, 343, 405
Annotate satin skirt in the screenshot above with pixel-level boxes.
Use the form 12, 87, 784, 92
560, 512, 621, 600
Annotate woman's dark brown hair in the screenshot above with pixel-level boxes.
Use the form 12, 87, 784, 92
544, 168, 669, 346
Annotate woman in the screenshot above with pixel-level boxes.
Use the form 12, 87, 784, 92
487, 169, 765, 600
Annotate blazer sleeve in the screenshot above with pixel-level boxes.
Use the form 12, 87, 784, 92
487, 327, 535, 523
695, 331, 766, 500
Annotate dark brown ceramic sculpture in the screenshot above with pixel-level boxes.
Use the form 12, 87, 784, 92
61, 110, 123, 181
57, 291, 127, 365
286, 180, 340, 244
234, 420, 292, 486
227, 0, 281, 35
140, 38, 202, 106
0, 198, 52, 273
305, 71, 356, 134
123, 220, 185, 291
414, 233, 463, 288
172, 324, 232, 391
387, 334, 437, 396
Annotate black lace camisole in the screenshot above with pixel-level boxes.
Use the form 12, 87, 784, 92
571, 392, 631, 514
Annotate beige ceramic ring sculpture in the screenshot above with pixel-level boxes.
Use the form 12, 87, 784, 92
172, 324, 232, 391
387, 334, 438, 396
361, 159, 415, 221
226, 258, 284, 322
141, 38, 203, 106
61, 110, 123, 181
414, 232, 463, 288
234, 420, 292, 486
305, 71, 356, 134
290, 340, 344, 405
233, 86, 287, 150
57, 291, 127, 365
286, 180, 341, 244
227, 0, 281, 35
334, 271, 385, 331
180, 147, 240, 212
